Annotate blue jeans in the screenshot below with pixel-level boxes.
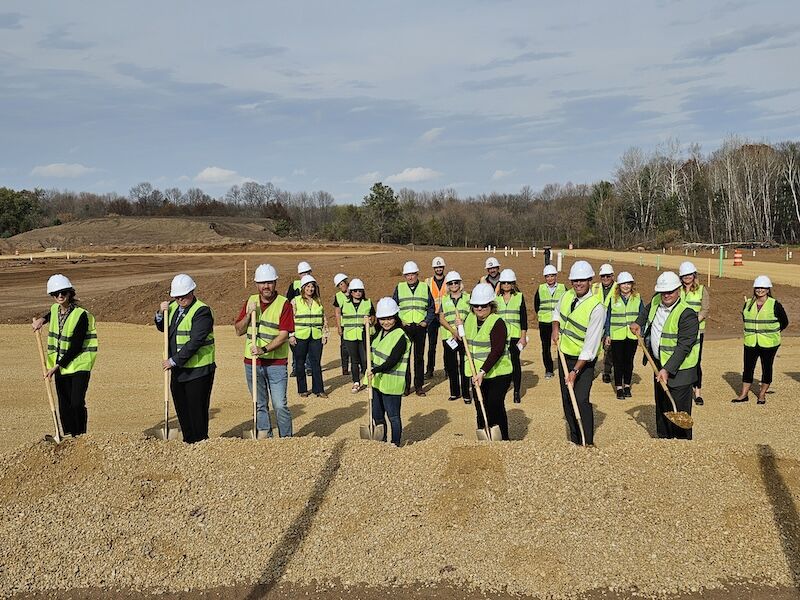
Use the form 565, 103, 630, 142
371, 388, 402, 446
244, 363, 292, 437
294, 337, 324, 394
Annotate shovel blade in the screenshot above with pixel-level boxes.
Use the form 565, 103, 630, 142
242, 427, 256, 440
256, 429, 271, 440
476, 425, 503, 441
665, 411, 694, 430
372, 424, 385, 441
359, 425, 371, 440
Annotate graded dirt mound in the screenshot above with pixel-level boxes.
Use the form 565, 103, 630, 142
1, 435, 799, 599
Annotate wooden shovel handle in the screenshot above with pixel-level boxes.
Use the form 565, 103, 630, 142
163, 308, 170, 438
636, 335, 679, 413
453, 305, 493, 440
364, 317, 376, 435
34, 329, 63, 442
251, 311, 258, 431
556, 341, 586, 447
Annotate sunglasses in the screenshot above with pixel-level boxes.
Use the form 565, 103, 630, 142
50, 290, 70, 298
473, 303, 490, 309
601, 274, 613, 278
448, 281, 461, 285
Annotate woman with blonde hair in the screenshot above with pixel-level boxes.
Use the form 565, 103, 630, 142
291, 274, 328, 398
679, 261, 709, 405
603, 271, 645, 399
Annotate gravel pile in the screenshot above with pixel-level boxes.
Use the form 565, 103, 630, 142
2, 434, 798, 598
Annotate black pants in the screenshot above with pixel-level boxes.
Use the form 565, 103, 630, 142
171, 372, 214, 443
696, 334, 705, 388
442, 339, 471, 399
654, 379, 693, 440
426, 318, 440, 374
345, 338, 367, 383
54, 371, 90, 436
603, 344, 613, 378
403, 324, 427, 392
743, 344, 780, 384
509, 337, 522, 395
610, 338, 638, 387
558, 355, 596, 445
473, 373, 511, 440
538, 323, 554, 373
340, 337, 350, 374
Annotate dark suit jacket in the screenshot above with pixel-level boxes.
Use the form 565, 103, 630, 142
636, 300, 699, 389
155, 298, 215, 382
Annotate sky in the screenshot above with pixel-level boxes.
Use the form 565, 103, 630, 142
1, 1, 799, 204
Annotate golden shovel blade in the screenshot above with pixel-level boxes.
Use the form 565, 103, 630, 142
476, 425, 502, 441
665, 411, 694, 430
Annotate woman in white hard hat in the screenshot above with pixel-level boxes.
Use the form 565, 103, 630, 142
496, 269, 527, 403
287, 261, 313, 377
156, 274, 216, 443
340, 278, 375, 393
438, 271, 472, 403
603, 272, 645, 399
31, 274, 98, 436
365, 297, 410, 445
464, 283, 513, 440
392, 260, 435, 396
291, 275, 328, 398
732, 276, 788, 404
534, 264, 565, 379
332, 273, 351, 377
424, 256, 447, 379
679, 261, 709, 406
593, 263, 617, 385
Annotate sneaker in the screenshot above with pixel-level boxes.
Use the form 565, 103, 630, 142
757, 397, 766, 405
616, 388, 625, 400
544, 372, 554, 379
463, 397, 472, 404
602, 373, 612, 384
513, 392, 521, 404
624, 387, 632, 398
694, 396, 704, 406
299, 391, 311, 398
448, 396, 459, 402
351, 383, 361, 394
316, 392, 328, 398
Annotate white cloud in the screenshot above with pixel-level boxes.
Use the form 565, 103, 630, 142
537, 163, 556, 172
292, 168, 306, 176
30, 163, 95, 178
386, 167, 442, 184
353, 171, 381, 185
419, 127, 444, 143
194, 166, 245, 185
177, 175, 190, 182
269, 176, 286, 184
492, 169, 514, 180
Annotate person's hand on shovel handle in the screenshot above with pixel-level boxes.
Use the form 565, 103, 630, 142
657, 368, 669, 386
44, 365, 59, 379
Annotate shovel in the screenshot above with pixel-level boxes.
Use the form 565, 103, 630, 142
359, 317, 385, 441
242, 311, 271, 439
34, 329, 65, 443
636, 335, 694, 430
556, 342, 587, 447
159, 308, 181, 441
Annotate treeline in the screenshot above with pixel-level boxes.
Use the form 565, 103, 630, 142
2, 137, 799, 247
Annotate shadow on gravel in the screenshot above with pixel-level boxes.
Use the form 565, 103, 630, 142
507, 408, 531, 440
785, 372, 800, 385
218, 404, 308, 438
626, 404, 657, 438
143, 409, 221, 439
295, 401, 367, 437
758, 444, 800, 589
521, 371, 540, 391
245, 440, 346, 600
404, 408, 450, 443
723, 371, 742, 394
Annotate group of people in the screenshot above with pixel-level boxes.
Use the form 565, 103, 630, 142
31, 253, 788, 447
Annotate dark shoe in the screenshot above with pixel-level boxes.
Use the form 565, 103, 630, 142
694, 396, 704, 406
513, 392, 521, 404
299, 391, 311, 398
616, 388, 625, 400
624, 387, 632, 398
544, 371, 554, 379
448, 396, 459, 402
602, 373, 612, 384
342, 369, 350, 376
404, 388, 411, 397
463, 397, 472, 404
731, 397, 748, 403
757, 397, 766, 405
415, 389, 427, 397
306, 369, 312, 376
316, 392, 328, 399
290, 369, 296, 377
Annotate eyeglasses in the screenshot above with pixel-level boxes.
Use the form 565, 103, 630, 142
601, 274, 613, 278
50, 290, 70, 298
473, 303, 490, 309
173, 292, 192, 300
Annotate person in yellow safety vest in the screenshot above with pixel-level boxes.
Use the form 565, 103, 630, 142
534, 264, 565, 379
424, 256, 447, 379
234, 263, 294, 438
630, 271, 699, 440
480, 256, 502, 292
592, 263, 617, 384
332, 273, 351, 377
286, 260, 313, 377
155, 274, 216, 444
438, 270, 472, 403
603, 271, 645, 400
364, 297, 411, 446
464, 283, 513, 440
678, 261, 710, 406
496, 269, 528, 404
732, 276, 789, 405
392, 261, 435, 396
31, 274, 98, 436
340, 278, 376, 393
551, 261, 605, 446
290, 274, 329, 398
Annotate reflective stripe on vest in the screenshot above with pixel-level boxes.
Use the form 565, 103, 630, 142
609, 294, 642, 341
592, 282, 617, 308
558, 290, 602, 357
537, 283, 566, 323
463, 312, 512, 378
440, 293, 471, 341
342, 299, 373, 341
371, 328, 411, 395
742, 296, 781, 348
681, 285, 706, 332
46, 304, 98, 373
646, 297, 699, 371
335, 290, 349, 308
397, 281, 429, 324
169, 299, 215, 369
495, 292, 523, 339
294, 299, 324, 340
244, 294, 289, 360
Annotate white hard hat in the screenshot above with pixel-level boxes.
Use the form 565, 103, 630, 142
753, 275, 773, 288
469, 283, 496, 305
254, 263, 278, 282
375, 297, 400, 318
617, 271, 634, 284
444, 270, 462, 284
654, 271, 681, 293
543, 265, 558, 276
568, 261, 595, 280
297, 261, 312, 274
402, 261, 419, 275
333, 273, 348, 286
679, 261, 698, 277
349, 278, 364, 290
432, 256, 446, 268
300, 274, 317, 287
170, 273, 196, 297
499, 268, 516, 283
47, 274, 73, 294
485, 257, 500, 269
599, 263, 614, 276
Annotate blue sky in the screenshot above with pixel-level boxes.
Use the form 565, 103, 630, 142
1, 1, 799, 203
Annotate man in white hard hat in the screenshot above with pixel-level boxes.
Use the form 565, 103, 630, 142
533, 264, 565, 379
332, 273, 351, 377
392, 260, 435, 396
156, 274, 216, 443
630, 272, 699, 440
286, 261, 313, 377
592, 263, 617, 384
551, 261, 605, 446
480, 257, 501, 291
678, 261, 709, 406
424, 256, 447, 379
234, 264, 294, 437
